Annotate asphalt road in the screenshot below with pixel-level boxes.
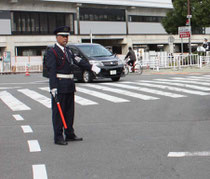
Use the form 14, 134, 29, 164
1, 73, 210, 179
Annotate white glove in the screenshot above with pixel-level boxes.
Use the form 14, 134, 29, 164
50, 88, 57, 98
91, 64, 101, 74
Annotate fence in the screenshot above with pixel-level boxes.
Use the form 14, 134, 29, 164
141, 52, 201, 69
0, 53, 209, 74
0, 56, 43, 73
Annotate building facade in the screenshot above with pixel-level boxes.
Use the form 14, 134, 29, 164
0, 0, 208, 57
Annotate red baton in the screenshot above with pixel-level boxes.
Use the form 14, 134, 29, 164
53, 93, 68, 129
56, 102, 67, 129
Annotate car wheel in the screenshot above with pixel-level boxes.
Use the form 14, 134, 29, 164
82, 70, 92, 83
111, 77, 120, 82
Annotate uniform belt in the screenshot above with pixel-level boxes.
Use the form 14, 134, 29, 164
56, 74, 74, 79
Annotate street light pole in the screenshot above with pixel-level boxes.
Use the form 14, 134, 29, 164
187, 0, 192, 65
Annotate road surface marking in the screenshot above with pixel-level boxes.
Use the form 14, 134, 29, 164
18, 89, 51, 108
32, 164, 48, 179
168, 151, 210, 157
28, 140, 41, 152
186, 76, 210, 82
138, 80, 210, 91
21, 125, 33, 133
13, 114, 24, 121
40, 87, 98, 106
83, 84, 159, 100
105, 82, 185, 98
75, 95, 98, 105
0, 87, 20, 90
160, 78, 210, 86
77, 87, 130, 103
0, 91, 31, 111
141, 80, 210, 95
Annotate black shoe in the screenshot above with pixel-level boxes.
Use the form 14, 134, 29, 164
66, 135, 83, 141
55, 140, 68, 145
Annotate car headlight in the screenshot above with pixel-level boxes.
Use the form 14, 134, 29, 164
89, 60, 104, 66
118, 59, 123, 65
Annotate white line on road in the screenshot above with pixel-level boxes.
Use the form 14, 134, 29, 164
13, 114, 24, 121
0, 87, 20, 89
142, 80, 210, 95
75, 95, 98, 105
138, 80, 210, 91
83, 84, 159, 100
106, 82, 185, 98
28, 140, 41, 152
163, 78, 210, 86
168, 151, 210, 157
32, 164, 48, 179
77, 87, 130, 103
39, 87, 98, 105
21, 125, 33, 133
0, 91, 31, 111
18, 89, 51, 108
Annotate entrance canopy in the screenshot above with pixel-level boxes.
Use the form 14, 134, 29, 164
41, 0, 173, 9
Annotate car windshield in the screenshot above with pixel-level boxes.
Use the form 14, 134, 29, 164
77, 44, 112, 57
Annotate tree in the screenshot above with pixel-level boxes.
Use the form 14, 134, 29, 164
162, 0, 210, 34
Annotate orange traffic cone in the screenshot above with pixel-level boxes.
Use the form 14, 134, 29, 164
25, 66, 30, 76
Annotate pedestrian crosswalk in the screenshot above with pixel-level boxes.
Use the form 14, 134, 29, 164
0, 75, 210, 111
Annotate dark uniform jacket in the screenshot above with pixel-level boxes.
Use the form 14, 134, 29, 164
46, 44, 92, 93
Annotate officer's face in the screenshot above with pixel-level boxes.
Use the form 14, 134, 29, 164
56, 35, 69, 47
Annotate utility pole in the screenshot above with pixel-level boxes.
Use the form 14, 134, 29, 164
187, 0, 192, 65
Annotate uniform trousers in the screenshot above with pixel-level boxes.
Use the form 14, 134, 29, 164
52, 92, 75, 142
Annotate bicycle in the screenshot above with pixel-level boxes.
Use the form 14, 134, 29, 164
124, 58, 143, 75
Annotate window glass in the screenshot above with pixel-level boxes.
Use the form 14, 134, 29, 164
130, 15, 164, 23
12, 11, 74, 35
78, 44, 112, 58
80, 7, 125, 21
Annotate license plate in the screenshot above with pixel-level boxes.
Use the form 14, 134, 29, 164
110, 70, 117, 75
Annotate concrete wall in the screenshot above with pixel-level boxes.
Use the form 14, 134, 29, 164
77, 21, 126, 35
128, 22, 166, 34
0, 0, 76, 13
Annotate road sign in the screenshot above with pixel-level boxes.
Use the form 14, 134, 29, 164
178, 26, 191, 38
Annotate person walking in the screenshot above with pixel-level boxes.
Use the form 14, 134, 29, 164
46, 26, 100, 145
124, 47, 136, 71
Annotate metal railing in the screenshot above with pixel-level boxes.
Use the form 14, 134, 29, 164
0, 54, 209, 74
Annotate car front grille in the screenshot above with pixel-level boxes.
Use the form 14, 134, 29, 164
102, 61, 118, 66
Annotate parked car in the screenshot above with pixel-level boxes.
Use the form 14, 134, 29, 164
68, 43, 125, 82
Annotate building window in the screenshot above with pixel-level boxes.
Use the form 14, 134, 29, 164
80, 8, 125, 21
129, 15, 164, 23
11, 11, 74, 35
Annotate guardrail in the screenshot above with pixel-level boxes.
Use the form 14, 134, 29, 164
0, 54, 209, 74
0, 56, 43, 74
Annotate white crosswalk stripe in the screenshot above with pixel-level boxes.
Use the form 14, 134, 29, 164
165, 78, 210, 86
138, 80, 210, 91
132, 81, 209, 96
0, 91, 31, 111
1, 75, 210, 111
186, 76, 210, 81
82, 84, 159, 100
18, 89, 51, 108
75, 95, 98, 106
103, 82, 186, 98
77, 87, 130, 103
40, 87, 101, 106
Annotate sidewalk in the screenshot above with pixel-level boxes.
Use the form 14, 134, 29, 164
143, 66, 210, 75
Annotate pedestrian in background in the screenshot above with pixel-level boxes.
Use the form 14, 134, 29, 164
124, 47, 136, 69
203, 38, 210, 56
46, 26, 100, 145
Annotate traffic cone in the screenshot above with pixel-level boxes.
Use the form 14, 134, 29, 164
25, 66, 30, 76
